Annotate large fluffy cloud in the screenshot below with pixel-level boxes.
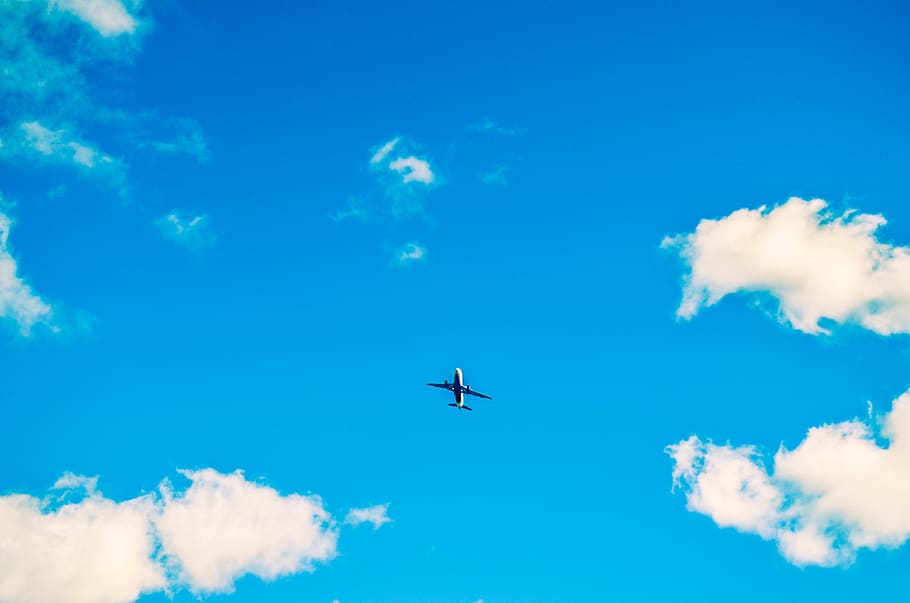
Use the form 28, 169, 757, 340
0, 209, 53, 335
0, 486, 164, 603
667, 389, 910, 566
158, 469, 337, 593
663, 197, 910, 335
0, 469, 387, 603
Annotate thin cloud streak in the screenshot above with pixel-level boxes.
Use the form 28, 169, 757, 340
0, 207, 54, 335
469, 117, 522, 136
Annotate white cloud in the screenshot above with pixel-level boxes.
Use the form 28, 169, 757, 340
370, 137, 400, 164
0, 0, 204, 200
50, 0, 141, 37
9, 121, 129, 194
0, 209, 54, 335
0, 468, 359, 603
157, 469, 338, 594
389, 156, 434, 184
667, 388, 910, 566
0, 0, 141, 118
0, 489, 166, 603
156, 211, 216, 249
396, 242, 426, 265
666, 437, 781, 539
52, 471, 99, 495
20, 121, 117, 170
344, 503, 392, 529
663, 197, 910, 335
337, 137, 439, 222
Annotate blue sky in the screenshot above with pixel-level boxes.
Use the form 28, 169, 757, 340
2, 1, 910, 602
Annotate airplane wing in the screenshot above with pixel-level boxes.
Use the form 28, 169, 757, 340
427, 382, 454, 391
465, 388, 492, 400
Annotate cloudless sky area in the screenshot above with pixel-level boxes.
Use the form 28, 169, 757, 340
3, 1, 910, 602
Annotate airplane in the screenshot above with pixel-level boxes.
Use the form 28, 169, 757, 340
427, 367, 492, 411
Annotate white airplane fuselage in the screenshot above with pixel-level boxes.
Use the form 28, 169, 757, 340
453, 367, 465, 407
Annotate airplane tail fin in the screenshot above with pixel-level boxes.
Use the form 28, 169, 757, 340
448, 403, 458, 407
462, 405, 473, 411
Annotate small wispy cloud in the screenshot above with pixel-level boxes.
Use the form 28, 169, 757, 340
0, 207, 54, 336
369, 136, 435, 187
2, 121, 129, 196
156, 211, 216, 249
20, 121, 118, 169
145, 119, 210, 162
396, 242, 427, 265
331, 196, 370, 222
52, 472, 99, 495
335, 136, 439, 223
46, 184, 68, 200
479, 164, 509, 186
388, 156, 434, 185
469, 117, 522, 136
344, 503, 392, 530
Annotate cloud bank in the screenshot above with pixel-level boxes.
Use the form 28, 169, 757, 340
663, 197, 910, 335
0, 469, 388, 603
667, 388, 910, 566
